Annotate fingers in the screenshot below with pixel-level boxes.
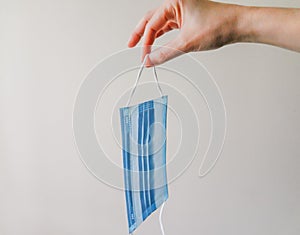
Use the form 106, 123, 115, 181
128, 10, 156, 48
144, 23, 176, 66
142, 10, 170, 60
147, 36, 186, 66
128, 6, 181, 65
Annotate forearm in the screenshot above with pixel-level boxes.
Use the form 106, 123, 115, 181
236, 6, 300, 52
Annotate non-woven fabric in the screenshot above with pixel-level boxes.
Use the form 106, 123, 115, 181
120, 95, 168, 233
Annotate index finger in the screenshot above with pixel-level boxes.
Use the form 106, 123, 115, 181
142, 9, 170, 61
128, 10, 156, 48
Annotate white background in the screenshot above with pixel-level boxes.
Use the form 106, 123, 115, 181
0, 0, 299, 234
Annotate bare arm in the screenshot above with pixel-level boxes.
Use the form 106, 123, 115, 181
128, 0, 300, 66
239, 6, 300, 52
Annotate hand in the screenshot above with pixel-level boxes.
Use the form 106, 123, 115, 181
128, 0, 300, 66
128, 0, 242, 66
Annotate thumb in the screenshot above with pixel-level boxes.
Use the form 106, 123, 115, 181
147, 37, 186, 66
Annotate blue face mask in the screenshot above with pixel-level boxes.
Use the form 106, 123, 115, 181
119, 56, 168, 234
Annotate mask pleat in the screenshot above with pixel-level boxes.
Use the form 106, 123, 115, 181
145, 109, 151, 209
148, 107, 156, 209
137, 108, 146, 218
143, 109, 151, 215
120, 110, 135, 230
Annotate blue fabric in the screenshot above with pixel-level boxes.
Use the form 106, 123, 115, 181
119, 95, 168, 233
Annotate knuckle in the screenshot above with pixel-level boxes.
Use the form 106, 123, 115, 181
144, 9, 155, 21
134, 31, 143, 38
145, 25, 156, 36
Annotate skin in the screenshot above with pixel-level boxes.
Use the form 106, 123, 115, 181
127, 0, 300, 66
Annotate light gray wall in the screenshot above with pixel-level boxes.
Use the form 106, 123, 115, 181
0, 0, 299, 235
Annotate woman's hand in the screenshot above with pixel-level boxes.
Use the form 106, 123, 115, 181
128, 0, 243, 66
128, 0, 300, 66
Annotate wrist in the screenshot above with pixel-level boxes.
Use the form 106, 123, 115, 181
211, 3, 256, 48
235, 5, 258, 43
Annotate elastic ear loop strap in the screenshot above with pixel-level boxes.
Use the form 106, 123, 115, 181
159, 202, 166, 235
126, 54, 163, 106
128, 55, 167, 235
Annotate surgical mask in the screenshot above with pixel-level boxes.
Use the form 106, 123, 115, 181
119, 55, 168, 234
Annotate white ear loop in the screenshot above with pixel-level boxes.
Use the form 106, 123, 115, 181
130, 202, 167, 235
159, 202, 166, 235
126, 54, 163, 106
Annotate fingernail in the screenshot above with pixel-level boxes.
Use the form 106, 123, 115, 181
149, 54, 155, 65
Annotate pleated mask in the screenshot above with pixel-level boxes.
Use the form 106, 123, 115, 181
119, 55, 168, 234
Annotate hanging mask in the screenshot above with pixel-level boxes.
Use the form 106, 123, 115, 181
119, 55, 168, 234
